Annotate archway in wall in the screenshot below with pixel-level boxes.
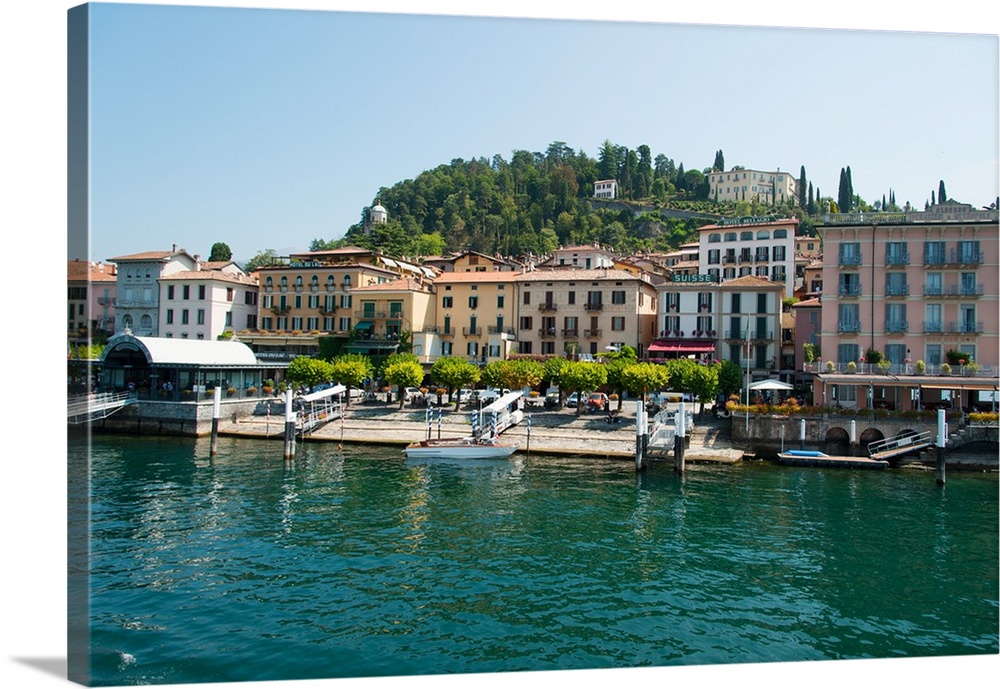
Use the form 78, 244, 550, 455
858, 427, 885, 450
824, 427, 850, 455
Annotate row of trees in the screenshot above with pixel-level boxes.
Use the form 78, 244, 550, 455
284, 348, 746, 417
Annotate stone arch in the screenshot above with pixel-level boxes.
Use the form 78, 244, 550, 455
824, 427, 851, 454
858, 427, 885, 448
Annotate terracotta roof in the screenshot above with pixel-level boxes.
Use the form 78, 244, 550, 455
107, 250, 173, 262
68, 259, 117, 281
159, 269, 257, 286
516, 268, 645, 283
669, 260, 700, 269
791, 297, 821, 308
432, 271, 519, 284
722, 275, 783, 288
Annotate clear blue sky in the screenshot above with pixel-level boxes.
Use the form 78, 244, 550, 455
74, 1, 998, 264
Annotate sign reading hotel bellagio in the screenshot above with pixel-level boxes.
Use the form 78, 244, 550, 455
716, 215, 780, 226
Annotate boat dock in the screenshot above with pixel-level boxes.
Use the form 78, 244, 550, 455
777, 450, 889, 470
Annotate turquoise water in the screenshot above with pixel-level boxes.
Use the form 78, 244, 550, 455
71, 433, 999, 686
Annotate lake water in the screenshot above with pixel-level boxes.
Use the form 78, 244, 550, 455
70, 433, 999, 686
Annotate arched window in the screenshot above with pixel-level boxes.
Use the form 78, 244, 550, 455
140, 314, 152, 330
122, 314, 133, 330
740, 231, 753, 241
756, 230, 770, 240
773, 229, 787, 239
725, 232, 737, 242
295, 276, 304, 286
708, 233, 721, 243
265, 276, 273, 287
343, 275, 352, 287
280, 276, 288, 287
310, 275, 319, 286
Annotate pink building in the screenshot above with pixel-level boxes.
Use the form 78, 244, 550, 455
812, 212, 999, 410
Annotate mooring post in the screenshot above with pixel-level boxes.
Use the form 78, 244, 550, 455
674, 401, 686, 474
800, 417, 807, 451
283, 388, 296, 460
210, 385, 222, 457
526, 413, 532, 457
437, 406, 442, 439
849, 419, 857, 456
936, 409, 947, 486
635, 399, 646, 472
425, 406, 432, 440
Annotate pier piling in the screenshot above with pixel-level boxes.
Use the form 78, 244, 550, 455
936, 409, 947, 486
635, 399, 646, 472
674, 401, 686, 474
210, 386, 222, 456
284, 389, 296, 460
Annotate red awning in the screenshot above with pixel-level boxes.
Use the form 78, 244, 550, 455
648, 339, 716, 355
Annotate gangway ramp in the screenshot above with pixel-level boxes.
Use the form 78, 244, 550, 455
478, 390, 524, 438
67, 391, 137, 424
868, 431, 933, 461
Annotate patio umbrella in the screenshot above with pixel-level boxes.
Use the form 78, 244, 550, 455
749, 379, 793, 391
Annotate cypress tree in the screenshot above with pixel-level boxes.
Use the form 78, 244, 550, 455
798, 166, 807, 208
807, 182, 815, 214
846, 166, 854, 212
931, 190, 936, 205
938, 180, 947, 204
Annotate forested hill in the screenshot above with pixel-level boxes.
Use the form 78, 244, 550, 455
311, 141, 813, 260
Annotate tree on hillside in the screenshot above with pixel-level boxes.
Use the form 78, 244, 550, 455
208, 242, 232, 262
597, 139, 618, 180
713, 150, 725, 172
938, 180, 948, 204
807, 182, 815, 215
637, 145, 653, 199
798, 166, 807, 208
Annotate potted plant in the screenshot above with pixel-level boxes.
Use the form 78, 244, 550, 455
227, 386, 236, 397
940, 362, 952, 375
825, 360, 836, 372
847, 361, 857, 373
877, 359, 891, 374
915, 359, 926, 374
247, 385, 258, 396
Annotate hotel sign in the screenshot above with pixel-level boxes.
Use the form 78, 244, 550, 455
670, 273, 720, 284
717, 215, 779, 227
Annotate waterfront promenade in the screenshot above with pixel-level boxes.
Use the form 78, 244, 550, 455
217, 400, 746, 463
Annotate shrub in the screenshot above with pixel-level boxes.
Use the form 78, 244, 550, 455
246, 386, 257, 395
825, 360, 836, 372
940, 362, 952, 374
847, 361, 857, 373
915, 359, 926, 373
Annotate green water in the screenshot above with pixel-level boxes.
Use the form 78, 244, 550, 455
70, 433, 999, 685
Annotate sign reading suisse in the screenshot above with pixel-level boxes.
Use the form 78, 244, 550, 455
670, 273, 720, 283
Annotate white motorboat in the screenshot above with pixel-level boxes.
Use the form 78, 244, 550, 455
404, 436, 517, 459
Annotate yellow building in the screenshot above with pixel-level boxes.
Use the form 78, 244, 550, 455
429, 271, 519, 365
347, 277, 436, 359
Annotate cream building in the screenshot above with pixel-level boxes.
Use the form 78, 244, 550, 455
707, 167, 797, 205
68, 259, 117, 338
428, 271, 519, 365
514, 268, 658, 358
159, 262, 259, 341
698, 216, 799, 296
347, 276, 436, 360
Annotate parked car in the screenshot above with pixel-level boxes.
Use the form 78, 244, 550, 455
566, 391, 589, 407
587, 392, 610, 411
450, 388, 475, 404
476, 388, 511, 404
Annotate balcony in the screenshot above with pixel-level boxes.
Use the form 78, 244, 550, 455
884, 320, 908, 333
463, 327, 482, 337
959, 283, 985, 297
838, 254, 862, 266
838, 321, 862, 333
885, 252, 910, 267
923, 321, 943, 334
923, 251, 947, 266
838, 283, 862, 297
584, 329, 602, 338
270, 305, 290, 316
923, 285, 944, 297
355, 311, 387, 320
949, 321, 984, 334
318, 307, 337, 316
487, 326, 516, 337
538, 303, 557, 312
884, 284, 909, 297
539, 328, 557, 338
584, 302, 603, 312
325, 283, 337, 292
562, 328, 579, 338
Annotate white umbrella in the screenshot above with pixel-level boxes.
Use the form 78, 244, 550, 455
749, 379, 793, 391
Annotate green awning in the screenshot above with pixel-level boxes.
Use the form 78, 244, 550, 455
354, 321, 374, 331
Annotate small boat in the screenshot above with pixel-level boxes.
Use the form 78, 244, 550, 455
404, 436, 518, 460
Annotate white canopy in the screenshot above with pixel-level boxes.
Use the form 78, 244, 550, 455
749, 379, 793, 391
300, 384, 347, 402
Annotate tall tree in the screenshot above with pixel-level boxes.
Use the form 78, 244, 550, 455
938, 180, 948, 204
807, 182, 815, 215
798, 166, 807, 208
713, 150, 725, 172
597, 139, 618, 180
208, 242, 232, 262
243, 249, 281, 273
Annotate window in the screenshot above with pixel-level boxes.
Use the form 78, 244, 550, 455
167, 285, 175, 300
497, 294, 505, 308
756, 230, 770, 240
611, 290, 626, 304
469, 295, 478, 309
925, 272, 943, 296
839, 273, 861, 296
166, 309, 174, 324
197, 309, 205, 325
198, 285, 206, 300
958, 240, 980, 264
291, 317, 303, 330
541, 341, 555, 355
523, 291, 531, 305
838, 303, 860, 331
567, 291, 575, 305
441, 341, 453, 356
442, 296, 453, 308
707, 249, 720, 264
520, 341, 533, 355
885, 273, 908, 296
756, 293, 767, 313
740, 231, 753, 241
262, 295, 273, 309
308, 295, 320, 308
731, 293, 741, 312
340, 295, 352, 309
772, 246, 786, 261
838, 343, 860, 364
181, 309, 189, 325
467, 342, 479, 357
724, 232, 737, 242
708, 233, 721, 243
773, 229, 787, 239
611, 317, 625, 331
339, 317, 352, 331
183, 285, 190, 299
926, 344, 942, 365
924, 241, 946, 264
226, 312, 233, 327
293, 295, 301, 309
885, 303, 907, 331
886, 344, 906, 365
227, 288, 234, 302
